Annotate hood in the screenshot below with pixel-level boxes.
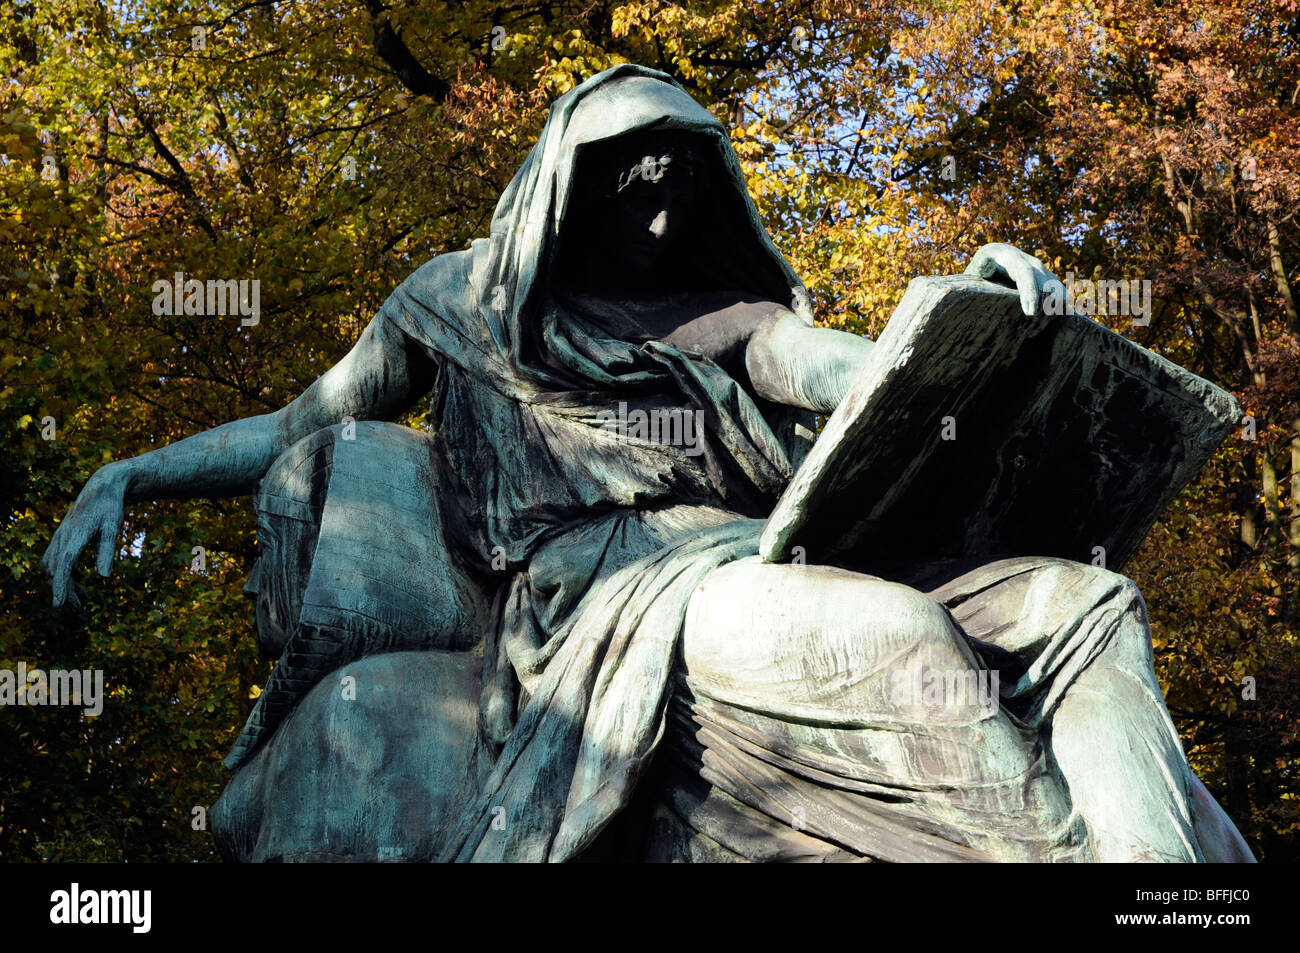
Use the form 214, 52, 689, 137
468, 63, 815, 389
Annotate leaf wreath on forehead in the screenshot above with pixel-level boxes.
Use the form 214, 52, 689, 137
592, 136, 706, 200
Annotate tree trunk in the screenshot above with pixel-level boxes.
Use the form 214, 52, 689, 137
1289, 416, 1300, 621
1241, 453, 1260, 553
1268, 220, 1298, 332
1263, 441, 1281, 548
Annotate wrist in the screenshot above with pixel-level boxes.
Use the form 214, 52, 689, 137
110, 457, 145, 501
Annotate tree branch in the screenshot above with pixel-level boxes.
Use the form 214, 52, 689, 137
360, 0, 449, 100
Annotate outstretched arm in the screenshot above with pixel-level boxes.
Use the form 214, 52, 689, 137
123, 314, 433, 500
43, 312, 436, 606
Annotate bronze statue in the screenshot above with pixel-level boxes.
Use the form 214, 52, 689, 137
44, 64, 1254, 862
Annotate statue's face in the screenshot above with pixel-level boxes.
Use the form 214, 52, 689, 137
569, 130, 700, 278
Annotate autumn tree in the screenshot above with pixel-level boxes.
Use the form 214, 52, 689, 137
1, 0, 1295, 859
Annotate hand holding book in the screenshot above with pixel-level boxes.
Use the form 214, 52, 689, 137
964, 242, 1065, 318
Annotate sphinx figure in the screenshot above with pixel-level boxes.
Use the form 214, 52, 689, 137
44, 64, 1255, 862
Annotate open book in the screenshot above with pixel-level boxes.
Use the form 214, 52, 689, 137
761, 275, 1242, 573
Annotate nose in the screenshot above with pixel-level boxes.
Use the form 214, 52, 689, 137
648, 209, 669, 239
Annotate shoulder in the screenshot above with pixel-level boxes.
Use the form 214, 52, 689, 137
397, 248, 475, 295
378, 249, 476, 328
374, 247, 516, 375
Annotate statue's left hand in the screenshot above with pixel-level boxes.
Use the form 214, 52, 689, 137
964, 242, 1061, 317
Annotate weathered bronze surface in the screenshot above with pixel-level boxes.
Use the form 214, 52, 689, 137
44, 64, 1255, 863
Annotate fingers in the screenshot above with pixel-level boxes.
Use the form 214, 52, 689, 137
966, 243, 1063, 317
44, 515, 100, 608
43, 522, 68, 606
50, 560, 67, 609
50, 536, 98, 609
47, 530, 73, 608
96, 515, 118, 577
1042, 276, 1069, 315
1010, 257, 1039, 316
1025, 258, 1064, 317
988, 246, 1053, 316
40, 540, 56, 585
45, 470, 128, 607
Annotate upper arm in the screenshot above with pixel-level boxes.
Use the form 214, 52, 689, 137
661, 298, 791, 374
275, 311, 438, 446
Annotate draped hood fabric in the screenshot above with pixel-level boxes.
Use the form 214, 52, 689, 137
369, 65, 819, 860
381, 64, 818, 564
419, 62, 816, 391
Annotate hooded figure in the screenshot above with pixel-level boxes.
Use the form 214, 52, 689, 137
200, 64, 1255, 864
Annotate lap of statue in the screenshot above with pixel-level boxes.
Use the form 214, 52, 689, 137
213, 422, 1254, 863
677, 556, 1254, 862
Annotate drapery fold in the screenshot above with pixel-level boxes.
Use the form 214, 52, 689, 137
436, 517, 760, 861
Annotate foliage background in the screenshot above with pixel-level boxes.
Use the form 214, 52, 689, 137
1, 0, 1296, 861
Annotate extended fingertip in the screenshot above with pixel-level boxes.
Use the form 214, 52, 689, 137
97, 526, 116, 576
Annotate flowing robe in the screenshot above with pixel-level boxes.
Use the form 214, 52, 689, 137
222, 64, 1219, 863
